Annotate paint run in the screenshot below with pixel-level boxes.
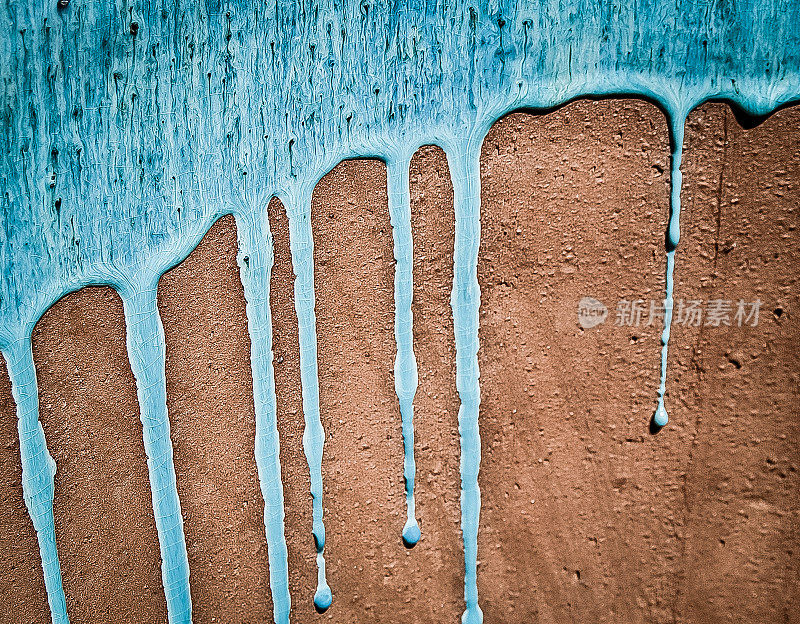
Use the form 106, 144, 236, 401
1, 1, 798, 623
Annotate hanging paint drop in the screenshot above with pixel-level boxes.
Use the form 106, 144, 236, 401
1, 2, 798, 622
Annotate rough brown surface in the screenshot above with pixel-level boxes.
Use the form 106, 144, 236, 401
268, 196, 319, 617
477, 100, 672, 623
310, 151, 463, 623
0, 359, 50, 623
1, 99, 798, 623
158, 216, 273, 623
669, 103, 799, 623
32, 288, 168, 623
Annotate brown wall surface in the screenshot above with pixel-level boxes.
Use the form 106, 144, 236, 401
1, 100, 798, 623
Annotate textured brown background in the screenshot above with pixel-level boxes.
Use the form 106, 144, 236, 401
1, 100, 798, 623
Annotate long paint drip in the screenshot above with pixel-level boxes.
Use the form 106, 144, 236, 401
2, 339, 68, 624
284, 188, 332, 612
386, 155, 421, 548
2, 2, 799, 622
236, 212, 292, 622
654, 117, 686, 430
447, 142, 484, 624
121, 282, 192, 624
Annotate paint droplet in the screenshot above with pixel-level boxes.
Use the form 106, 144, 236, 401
402, 519, 420, 548
462, 604, 484, 624
652, 402, 669, 429
313, 584, 332, 613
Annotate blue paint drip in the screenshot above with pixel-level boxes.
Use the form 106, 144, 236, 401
387, 156, 421, 548
313, 553, 332, 613
120, 281, 192, 624
446, 143, 484, 624
654, 118, 687, 430
236, 212, 291, 622
283, 187, 331, 612
2, 339, 68, 624
2, 1, 800, 622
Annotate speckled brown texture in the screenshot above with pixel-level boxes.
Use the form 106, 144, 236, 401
0, 359, 49, 624
1, 99, 798, 623
158, 216, 273, 623
475, 100, 799, 623
32, 288, 167, 623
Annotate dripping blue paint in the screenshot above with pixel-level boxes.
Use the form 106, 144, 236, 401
1, 1, 798, 622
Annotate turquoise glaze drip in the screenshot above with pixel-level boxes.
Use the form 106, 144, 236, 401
654, 118, 687, 429
386, 155, 421, 548
236, 211, 291, 623
447, 142, 484, 624
121, 279, 192, 623
1, 339, 67, 624
284, 186, 331, 612
1, 1, 798, 623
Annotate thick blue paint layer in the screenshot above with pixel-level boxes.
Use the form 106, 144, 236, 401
1, 1, 799, 623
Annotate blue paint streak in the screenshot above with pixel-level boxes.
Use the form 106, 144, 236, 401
1, 1, 800, 621
2, 339, 68, 624
313, 553, 332, 613
283, 187, 331, 612
236, 211, 291, 622
654, 117, 687, 430
120, 281, 192, 624
387, 155, 421, 548
446, 142, 484, 624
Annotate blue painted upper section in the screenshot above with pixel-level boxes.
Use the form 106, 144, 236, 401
2, 2, 799, 623
1, 0, 799, 343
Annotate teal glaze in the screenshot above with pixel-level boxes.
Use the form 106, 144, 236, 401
447, 142, 484, 624
654, 118, 687, 429
387, 155, 421, 549
1, 1, 799, 623
283, 185, 331, 610
121, 278, 192, 623
236, 209, 291, 623
1, 339, 67, 624
313, 552, 332, 613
